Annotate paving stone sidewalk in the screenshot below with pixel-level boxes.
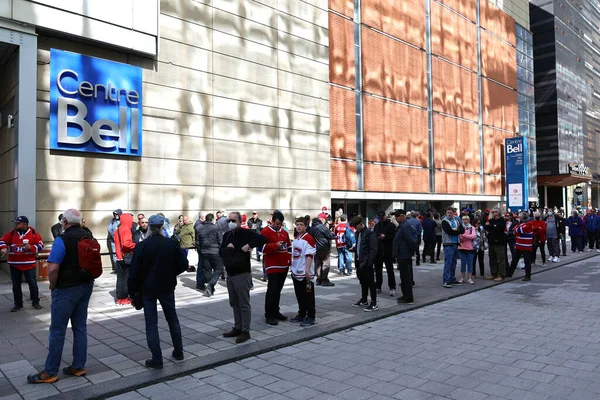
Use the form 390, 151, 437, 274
0, 249, 596, 400
115, 254, 600, 400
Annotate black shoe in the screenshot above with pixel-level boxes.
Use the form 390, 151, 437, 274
377, 288, 382, 294
145, 359, 163, 369
265, 318, 278, 326
416, 262, 420, 266
289, 315, 305, 323
172, 350, 184, 361
322, 281, 335, 287
397, 298, 414, 305
275, 313, 288, 321
300, 317, 315, 327
315, 281, 322, 286
353, 299, 368, 307
32, 303, 42, 310
522, 276, 531, 281
236, 332, 251, 344
430, 260, 436, 264
364, 303, 379, 312
205, 285, 213, 297
257, 256, 261, 262
223, 328, 242, 338
10, 305, 23, 312
261, 277, 267, 282
187, 266, 196, 273
196, 285, 206, 291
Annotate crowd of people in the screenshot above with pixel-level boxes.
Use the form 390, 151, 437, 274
1, 203, 599, 385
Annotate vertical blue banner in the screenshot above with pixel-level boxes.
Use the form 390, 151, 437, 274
505, 137, 529, 212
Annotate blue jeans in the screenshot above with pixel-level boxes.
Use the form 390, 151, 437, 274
143, 292, 183, 361
443, 244, 459, 283
9, 266, 39, 306
459, 251, 474, 273
45, 282, 94, 375
337, 247, 353, 273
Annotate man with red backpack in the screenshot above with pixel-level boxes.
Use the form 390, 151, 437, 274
27, 208, 101, 384
0, 216, 44, 312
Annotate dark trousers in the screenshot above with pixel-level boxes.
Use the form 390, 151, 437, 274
532, 241, 546, 264
560, 235, 567, 255
414, 241, 421, 264
201, 253, 224, 289
505, 238, 516, 270
292, 278, 315, 318
357, 267, 376, 304
588, 232, 598, 249
571, 236, 584, 252
507, 250, 532, 278
315, 250, 331, 284
143, 291, 183, 362
375, 252, 396, 290
472, 250, 484, 277
488, 244, 506, 278
435, 236, 442, 260
397, 258, 414, 301
547, 238, 560, 257
10, 267, 39, 307
422, 240, 435, 262
115, 261, 130, 299
265, 272, 287, 319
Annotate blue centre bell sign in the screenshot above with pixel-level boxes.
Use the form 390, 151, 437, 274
49, 49, 143, 156
505, 136, 529, 212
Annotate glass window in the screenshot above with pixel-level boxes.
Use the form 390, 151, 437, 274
518, 94, 528, 109
520, 123, 530, 136
519, 108, 529, 124
528, 97, 536, 112
518, 67, 527, 81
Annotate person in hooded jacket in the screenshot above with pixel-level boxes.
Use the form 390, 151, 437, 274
373, 212, 397, 295
584, 208, 600, 251
567, 211, 585, 253
311, 214, 335, 286
107, 209, 121, 272
114, 213, 136, 305
421, 212, 437, 264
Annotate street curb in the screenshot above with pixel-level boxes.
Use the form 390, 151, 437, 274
46, 253, 599, 400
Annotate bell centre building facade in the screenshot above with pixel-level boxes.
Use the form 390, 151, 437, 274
0, 0, 534, 242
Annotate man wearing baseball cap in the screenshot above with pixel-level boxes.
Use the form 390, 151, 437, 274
0, 216, 44, 312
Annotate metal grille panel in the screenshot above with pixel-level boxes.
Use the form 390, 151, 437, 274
433, 114, 480, 172
432, 58, 479, 121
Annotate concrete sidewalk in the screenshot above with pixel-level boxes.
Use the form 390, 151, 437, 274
0, 250, 596, 400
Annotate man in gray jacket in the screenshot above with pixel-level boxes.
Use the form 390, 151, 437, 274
393, 209, 417, 305
195, 213, 223, 296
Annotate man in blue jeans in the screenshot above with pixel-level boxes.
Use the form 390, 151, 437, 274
128, 214, 189, 369
441, 207, 463, 288
28, 209, 95, 384
335, 214, 354, 275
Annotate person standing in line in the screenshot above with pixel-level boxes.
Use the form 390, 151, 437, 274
458, 216, 476, 285
472, 219, 487, 278
483, 208, 506, 282
133, 217, 150, 243
262, 211, 292, 325
135, 213, 145, 232
175, 215, 196, 273
556, 210, 567, 256
27, 209, 97, 384
545, 210, 560, 262
107, 209, 121, 272
335, 214, 354, 275
531, 212, 547, 267
220, 212, 266, 343
289, 217, 317, 326
434, 213, 443, 261
195, 213, 223, 296
393, 210, 416, 305
506, 212, 535, 281
247, 211, 263, 261
421, 212, 437, 264
349, 216, 379, 311
584, 208, 600, 252
567, 211, 585, 253
194, 211, 205, 231
0, 216, 44, 312
51, 214, 63, 239
373, 211, 397, 296
441, 207, 463, 288
504, 212, 518, 270
113, 213, 136, 305
311, 214, 335, 286
128, 214, 189, 369
406, 211, 423, 266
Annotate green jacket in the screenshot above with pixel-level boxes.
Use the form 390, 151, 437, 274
176, 223, 195, 249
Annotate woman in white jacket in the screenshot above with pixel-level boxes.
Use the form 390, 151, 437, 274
290, 217, 317, 326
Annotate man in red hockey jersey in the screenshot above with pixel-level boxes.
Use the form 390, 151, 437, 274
261, 210, 292, 326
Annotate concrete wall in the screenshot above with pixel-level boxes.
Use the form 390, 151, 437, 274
0, 48, 18, 235
34, 0, 330, 244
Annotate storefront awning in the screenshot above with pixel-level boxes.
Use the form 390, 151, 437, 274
537, 174, 592, 187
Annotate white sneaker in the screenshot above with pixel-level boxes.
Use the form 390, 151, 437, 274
597, 249, 600, 253
390, 289, 396, 297
554, 257, 560, 262
587, 249, 592, 252
542, 263, 547, 267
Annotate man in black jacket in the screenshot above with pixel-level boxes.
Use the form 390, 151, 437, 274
483, 207, 506, 281
220, 212, 266, 343
50, 214, 63, 239
349, 216, 379, 312
393, 210, 417, 304
311, 216, 335, 286
195, 213, 223, 296
556, 211, 567, 256
374, 211, 397, 296
128, 214, 189, 369
247, 211, 263, 261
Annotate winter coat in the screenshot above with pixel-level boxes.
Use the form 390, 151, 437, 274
374, 219, 396, 254
458, 225, 476, 251
175, 223, 195, 249
422, 219, 437, 243
195, 221, 222, 255
393, 221, 417, 260
567, 216, 584, 236
114, 214, 136, 262
311, 218, 334, 252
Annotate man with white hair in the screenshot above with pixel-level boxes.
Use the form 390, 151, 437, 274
27, 209, 96, 384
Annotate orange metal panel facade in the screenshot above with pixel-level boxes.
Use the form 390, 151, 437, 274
433, 114, 480, 172
361, 27, 427, 108
484, 174, 504, 196
329, 13, 355, 89
361, 0, 426, 49
364, 164, 430, 193
329, 0, 354, 19
431, 1, 477, 71
330, 86, 357, 160
482, 78, 518, 132
435, 171, 480, 194
481, 31, 517, 89
437, 0, 476, 22
363, 95, 429, 167
331, 160, 357, 191
480, 0, 516, 46
483, 127, 513, 175
432, 58, 479, 121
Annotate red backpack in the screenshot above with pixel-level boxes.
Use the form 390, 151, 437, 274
78, 236, 103, 278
